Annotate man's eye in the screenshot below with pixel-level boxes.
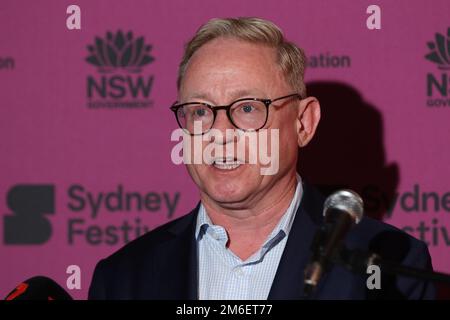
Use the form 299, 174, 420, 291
194, 108, 208, 117
241, 104, 254, 113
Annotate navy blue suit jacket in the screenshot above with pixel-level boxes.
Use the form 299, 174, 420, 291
88, 183, 436, 299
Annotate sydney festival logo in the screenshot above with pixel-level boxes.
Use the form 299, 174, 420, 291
425, 27, 450, 70
86, 30, 155, 109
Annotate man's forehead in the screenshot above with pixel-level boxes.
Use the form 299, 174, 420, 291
179, 38, 286, 102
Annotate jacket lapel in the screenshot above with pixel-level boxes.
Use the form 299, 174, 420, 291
151, 205, 199, 299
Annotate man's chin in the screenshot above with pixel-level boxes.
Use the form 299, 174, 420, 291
205, 191, 251, 208
194, 163, 263, 204
202, 180, 254, 206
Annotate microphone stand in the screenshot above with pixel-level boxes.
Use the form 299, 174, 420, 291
303, 222, 450, 299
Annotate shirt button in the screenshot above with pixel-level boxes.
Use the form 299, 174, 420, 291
235, 267, 244, 276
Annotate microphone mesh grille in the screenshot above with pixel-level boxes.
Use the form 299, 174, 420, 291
323, 189, 364, 224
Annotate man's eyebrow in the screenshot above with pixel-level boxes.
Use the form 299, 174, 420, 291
228, 89, 265, 100
184, 89, 265, 103
184, 93, 210, 101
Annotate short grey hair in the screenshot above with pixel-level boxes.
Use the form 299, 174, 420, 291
177, 17, 307, 97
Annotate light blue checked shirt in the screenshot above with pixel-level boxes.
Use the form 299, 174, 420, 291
196, 177, 303, 300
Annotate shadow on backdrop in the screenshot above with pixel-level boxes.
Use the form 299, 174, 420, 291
298, 81, 398, 221
299, 81, 450, 299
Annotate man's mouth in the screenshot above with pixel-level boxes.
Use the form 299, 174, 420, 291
212, 157, 243, 170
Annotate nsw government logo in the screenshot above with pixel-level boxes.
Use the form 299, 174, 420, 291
86, 30, 155, 109
425, 27, 450, 107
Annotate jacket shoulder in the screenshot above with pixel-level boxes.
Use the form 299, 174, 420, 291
88, 208, 198, 299
351, 216, 429, 258
105, 208, 197, 264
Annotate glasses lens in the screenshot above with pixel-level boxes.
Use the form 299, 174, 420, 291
230, 100, 267, 130
177, 104, 214, 134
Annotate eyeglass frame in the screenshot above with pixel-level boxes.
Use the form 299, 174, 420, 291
170, 93, 303, 135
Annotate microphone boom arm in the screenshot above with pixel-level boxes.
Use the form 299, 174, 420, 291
335, 246, 450, 284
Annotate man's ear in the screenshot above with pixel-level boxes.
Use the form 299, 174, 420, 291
296, 96, 321, 147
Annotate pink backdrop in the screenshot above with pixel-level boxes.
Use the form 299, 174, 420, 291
1, 0, 449, 299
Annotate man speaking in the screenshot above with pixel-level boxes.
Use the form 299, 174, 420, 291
88, 17, 435, 299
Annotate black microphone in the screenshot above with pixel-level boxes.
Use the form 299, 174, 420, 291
5, 276, 73, 300
304, 189, 364, 297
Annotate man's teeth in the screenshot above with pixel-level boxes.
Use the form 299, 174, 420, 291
213, 159, 242, 170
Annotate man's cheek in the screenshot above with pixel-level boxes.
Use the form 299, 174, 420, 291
186, 164, 204, 182
261, 128, 280, 176
181, 133, 205, 165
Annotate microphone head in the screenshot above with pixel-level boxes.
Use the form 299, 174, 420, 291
5, 276, 72, 300
323, 189, 364, 224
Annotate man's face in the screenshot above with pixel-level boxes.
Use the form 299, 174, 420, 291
179, 37, 302, 209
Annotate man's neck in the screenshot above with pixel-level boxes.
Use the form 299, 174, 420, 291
200, 174, 298, 260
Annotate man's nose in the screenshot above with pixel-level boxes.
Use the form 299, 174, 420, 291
210, 110, 235, 145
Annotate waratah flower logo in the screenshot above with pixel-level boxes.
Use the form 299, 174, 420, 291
425, 27, 450, 70
86, 30, 154, 73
